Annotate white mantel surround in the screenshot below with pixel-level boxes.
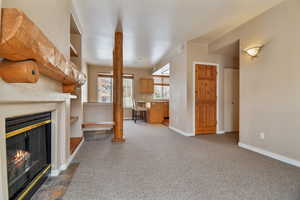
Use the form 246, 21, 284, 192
0, 81, 76, 199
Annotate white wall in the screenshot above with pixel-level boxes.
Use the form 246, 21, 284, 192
81, 59, 89, 102
209, 0, 300, 161
186, 42, 233, 133
84, 103, 113, 123
87, 65, 153, 120
2, 0, 71, 57
169, 44, 188, 132
166, 0, 300, 164
160, 41, 232, 134
0, 1, 78, 198
88, 65, 153, 102
1, 0, 72, 93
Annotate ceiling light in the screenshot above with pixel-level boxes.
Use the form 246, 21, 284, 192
243, 46, 263, 57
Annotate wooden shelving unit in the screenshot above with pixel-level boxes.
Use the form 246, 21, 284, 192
69, 13, 84, 155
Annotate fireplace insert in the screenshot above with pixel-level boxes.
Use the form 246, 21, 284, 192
6, 112, 51, 200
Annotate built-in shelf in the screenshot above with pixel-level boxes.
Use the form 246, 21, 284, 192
70, 43, 79, 57
69, 14, 83, 140
70, 116, 79, 124
70, 137, 83, 154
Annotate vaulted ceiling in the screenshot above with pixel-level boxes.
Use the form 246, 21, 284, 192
73, 0, 284, 68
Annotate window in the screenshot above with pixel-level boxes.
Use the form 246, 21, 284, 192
152, 63, 170, 100
153, 63, 170, 75
97, 73, 134, 108
153, 75, 170, 100
97, 76, 113, 103
123, 78, 133, 108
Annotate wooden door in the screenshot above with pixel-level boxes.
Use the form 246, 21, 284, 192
195, 64, 217, 134
224, 68, 239, 132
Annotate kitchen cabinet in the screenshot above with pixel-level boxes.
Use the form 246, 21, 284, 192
163, 102, 169, 118
139, 78, 154, 94
147, 101, 169, 124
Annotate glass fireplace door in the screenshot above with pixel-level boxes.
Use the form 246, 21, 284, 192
6, 112, 51, 200
6, 133, 29, 199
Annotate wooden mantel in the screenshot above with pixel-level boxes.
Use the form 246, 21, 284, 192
0, 8, 86, 91
112, 32, 125, 143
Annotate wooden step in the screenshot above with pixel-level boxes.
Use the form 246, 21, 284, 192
82, 122, 114, 131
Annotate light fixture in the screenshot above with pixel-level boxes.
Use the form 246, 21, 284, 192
243, 46, 263, 57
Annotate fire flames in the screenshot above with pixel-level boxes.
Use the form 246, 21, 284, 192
13, 150, 29, 167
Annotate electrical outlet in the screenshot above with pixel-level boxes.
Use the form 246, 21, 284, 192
259, 132, 265, 140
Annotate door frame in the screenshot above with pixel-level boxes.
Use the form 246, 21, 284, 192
192, 62, 222, 134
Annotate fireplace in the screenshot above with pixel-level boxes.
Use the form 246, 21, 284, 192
6, 112, 51, 200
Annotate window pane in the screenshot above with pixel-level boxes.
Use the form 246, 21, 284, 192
123, 78, 133, 108
162, 86, 170, 99
97, 76, 134, 106
162, 69, 170, 75
162, 77, 169, 84
153, 85, 163, 99
97, 77, 113, 103
153, 85, 169, 100
153, 77, 162, 84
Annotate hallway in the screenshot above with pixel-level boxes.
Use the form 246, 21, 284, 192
63, 122, 300, 200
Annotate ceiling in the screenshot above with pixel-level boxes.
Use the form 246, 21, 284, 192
73, 0, 284, 68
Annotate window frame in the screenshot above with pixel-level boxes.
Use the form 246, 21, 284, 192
152, 75, 170, 100
97, 74, 113, 104
96, 73, 134, 108
123, 77, 134, 108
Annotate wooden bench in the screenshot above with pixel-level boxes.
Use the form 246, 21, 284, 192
82, 122, 115, 132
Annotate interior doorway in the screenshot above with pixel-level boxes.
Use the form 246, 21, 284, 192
194, 41, 240, 140
218, 40, 240, 142
224, 68, 239, 133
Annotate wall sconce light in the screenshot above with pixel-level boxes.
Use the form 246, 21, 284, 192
243, 46, 263, 57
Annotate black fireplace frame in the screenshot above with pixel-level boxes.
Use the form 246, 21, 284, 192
5, 112, 52, 200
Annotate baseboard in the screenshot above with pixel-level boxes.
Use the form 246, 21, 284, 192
66, 137, 84, 168
169, 126, 195, 137
238, 142, 300, 168
53, 138, 84, 176
124, 117, 133, 120
217, 130, 225, 134
50, 169, 60, 177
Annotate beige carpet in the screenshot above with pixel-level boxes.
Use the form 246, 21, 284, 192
63, 121, 300, 200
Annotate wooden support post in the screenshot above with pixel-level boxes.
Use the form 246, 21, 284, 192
112, 32, 125, 143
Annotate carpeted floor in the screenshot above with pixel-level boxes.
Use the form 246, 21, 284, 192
63, 121, 300, 200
